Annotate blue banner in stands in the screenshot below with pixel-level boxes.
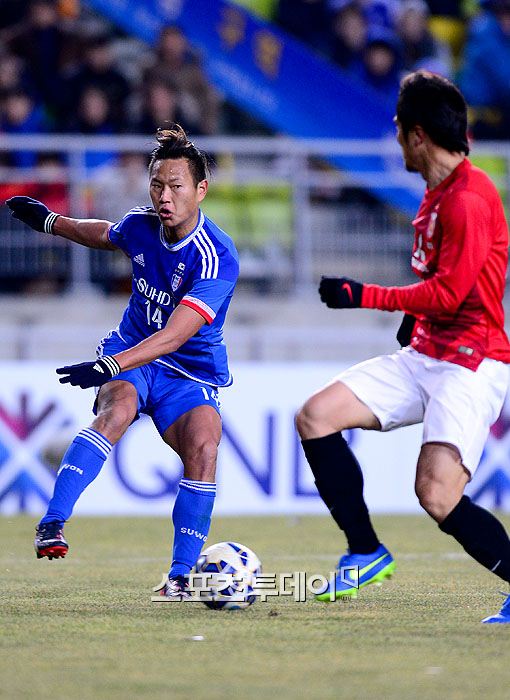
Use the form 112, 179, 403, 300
85, 0, 423, 215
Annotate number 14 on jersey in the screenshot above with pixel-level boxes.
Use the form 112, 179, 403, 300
145, 300, 163, 329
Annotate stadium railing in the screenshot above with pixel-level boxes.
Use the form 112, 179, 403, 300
0, 135, 508, 296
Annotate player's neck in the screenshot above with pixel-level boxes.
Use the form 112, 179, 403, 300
423, 150, 465, 190
162, 211, 200, 244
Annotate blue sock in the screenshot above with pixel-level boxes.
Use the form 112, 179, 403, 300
169, 479, 216, 578
40, 428, 112, 526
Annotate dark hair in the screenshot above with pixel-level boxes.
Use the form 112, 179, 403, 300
149, 123, 213, 185
396, 71, 469, 155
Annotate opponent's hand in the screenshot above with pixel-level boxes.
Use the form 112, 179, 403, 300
396, 313, 416, 347
56, 356, 121, 389
5, 196, 59, 234
319, 277, 363, 309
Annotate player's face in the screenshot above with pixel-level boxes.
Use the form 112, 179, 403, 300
149, 158, 208, 239
394, 117, 419, 173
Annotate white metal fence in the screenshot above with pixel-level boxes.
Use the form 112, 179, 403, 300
1, 135, 509, 295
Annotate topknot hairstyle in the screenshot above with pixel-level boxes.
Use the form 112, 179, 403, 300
149, 123, 213, 185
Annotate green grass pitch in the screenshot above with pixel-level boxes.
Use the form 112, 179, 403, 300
2, 514, 510, 700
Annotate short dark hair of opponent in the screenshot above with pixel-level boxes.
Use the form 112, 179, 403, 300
396, 71, 470, 155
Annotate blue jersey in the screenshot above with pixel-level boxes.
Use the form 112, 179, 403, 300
107, 207, 239, 387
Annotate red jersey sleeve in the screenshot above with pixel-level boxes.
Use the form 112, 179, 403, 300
361, 190, 492, 314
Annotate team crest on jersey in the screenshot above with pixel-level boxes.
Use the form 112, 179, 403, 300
171, 263, 186, 292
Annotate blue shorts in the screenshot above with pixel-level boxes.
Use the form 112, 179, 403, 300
94, 331, 221, 435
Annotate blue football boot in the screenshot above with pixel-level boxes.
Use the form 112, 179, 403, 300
481, 592, 510, 624
316, 543, 395, 601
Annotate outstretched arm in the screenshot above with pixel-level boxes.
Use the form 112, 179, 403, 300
52, 216, 115, 250
56, 305, 206, 388
6, 196, 116, 250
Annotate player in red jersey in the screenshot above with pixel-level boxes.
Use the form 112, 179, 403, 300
297, 71, 510, 623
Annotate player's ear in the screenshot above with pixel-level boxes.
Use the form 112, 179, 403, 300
413, 125, 426, 147
197, 179, 208, 202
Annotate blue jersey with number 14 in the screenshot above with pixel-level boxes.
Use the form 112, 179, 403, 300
107, 207, 239, 387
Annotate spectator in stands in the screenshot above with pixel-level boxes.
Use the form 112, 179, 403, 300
397, 0, 452, 76
0, 89, 49, 167
64, 35, 130, 132
425, 0, 468, 64
362, 0, 401, 29
33, 153, 70, 215
0, 0, 29, 30
328, 2, 368, 70
425, 0, 463, 13
133, 80, 199, 135
8, 0, 69, 117
91, 152, 151, 222
276, 0, 330, 51
68, 86, 117, 170
0, 52, 35, 96
460, 0, 510, 139
144, 26, 219, 135
352, 27, 402, 104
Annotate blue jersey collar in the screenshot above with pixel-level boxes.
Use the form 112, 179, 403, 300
159, 210, 205, 251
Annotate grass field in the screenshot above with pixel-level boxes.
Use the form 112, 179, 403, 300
2, 514, 510, 700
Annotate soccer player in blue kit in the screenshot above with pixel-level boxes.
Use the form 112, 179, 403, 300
6, 125, 239, 600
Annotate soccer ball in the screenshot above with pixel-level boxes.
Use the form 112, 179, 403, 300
194, 541, 262, 610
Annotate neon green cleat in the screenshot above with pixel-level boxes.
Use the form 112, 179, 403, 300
316, 544, 395, 601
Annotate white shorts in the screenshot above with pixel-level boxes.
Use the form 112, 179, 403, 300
336, 347, 509, 476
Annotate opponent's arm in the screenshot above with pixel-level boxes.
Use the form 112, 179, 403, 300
320, 191, 492, 316
362, 192, 491, 314
5, 196, 115, 250
56, 305, 206, 388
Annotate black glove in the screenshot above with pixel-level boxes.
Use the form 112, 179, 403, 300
56, 356, 121, 389
5, 196, 59, 234
396, 313, 416, 347
319, 277, 363, 309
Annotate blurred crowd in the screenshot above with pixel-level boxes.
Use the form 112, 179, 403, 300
0, 0, 226, 163
0, 0, 509, 295
274, 0, 510, 140
1, 0, 510, 159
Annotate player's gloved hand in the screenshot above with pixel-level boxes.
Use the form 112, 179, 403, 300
319, 277, 363, 309
56, 356, 122, 389
5, 196, 59, 234
396, 313, 416, 347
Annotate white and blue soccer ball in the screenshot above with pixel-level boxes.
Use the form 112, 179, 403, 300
195, 541, 262, 610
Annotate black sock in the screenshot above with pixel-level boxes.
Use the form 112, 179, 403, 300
301, 431, 380, 554
439, 495, 510, 584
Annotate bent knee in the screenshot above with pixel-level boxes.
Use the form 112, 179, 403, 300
182, 437, 218, 465
296, 399, 326, 439
93, 409, 136, 443
183, 440, 218, 481
296, 394, 348, 439
94, 388, 138, 443
415, 481, 459, 522
296, 382, 378, 440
